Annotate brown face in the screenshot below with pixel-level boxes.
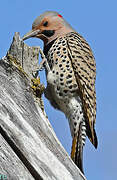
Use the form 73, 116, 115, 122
22, 16, 63, 42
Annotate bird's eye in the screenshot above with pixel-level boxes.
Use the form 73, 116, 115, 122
43, 21, 48, 26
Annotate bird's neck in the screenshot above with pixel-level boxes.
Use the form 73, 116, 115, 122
44, 26, 74, 46
43, 39, 57, 56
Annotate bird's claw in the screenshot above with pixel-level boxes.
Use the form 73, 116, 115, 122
38, 47, 50, 72
32, 47, 50, 75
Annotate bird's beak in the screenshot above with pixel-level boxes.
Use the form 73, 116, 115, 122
22, 29, 41, 40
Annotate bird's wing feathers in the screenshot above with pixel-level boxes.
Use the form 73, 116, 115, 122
66, 32, 97, 148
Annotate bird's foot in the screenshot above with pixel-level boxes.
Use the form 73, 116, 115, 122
37, 47, 50, 72
32, 47, 50, 76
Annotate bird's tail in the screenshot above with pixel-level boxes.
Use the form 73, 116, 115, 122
71, 121, 86, 174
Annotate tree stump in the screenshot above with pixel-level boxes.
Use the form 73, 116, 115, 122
0, 32, 86, 180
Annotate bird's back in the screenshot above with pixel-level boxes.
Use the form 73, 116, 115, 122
43, 32, 97, 173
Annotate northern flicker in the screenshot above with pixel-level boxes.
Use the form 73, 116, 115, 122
23, 11, 98, 173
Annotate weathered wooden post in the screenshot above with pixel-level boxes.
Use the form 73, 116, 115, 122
0, 33, 86, 180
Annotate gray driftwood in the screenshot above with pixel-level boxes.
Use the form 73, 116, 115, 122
0, 32, 86, 180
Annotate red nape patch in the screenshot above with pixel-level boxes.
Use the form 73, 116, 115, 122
57, 14, 63, 18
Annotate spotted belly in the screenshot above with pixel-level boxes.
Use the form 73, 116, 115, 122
44, 35, 79, 112
45, 66, 78, 114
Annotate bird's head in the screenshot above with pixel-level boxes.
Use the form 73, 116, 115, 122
22, 11, 74, 45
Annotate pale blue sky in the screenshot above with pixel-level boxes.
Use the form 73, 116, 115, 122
1, 1, 117, 179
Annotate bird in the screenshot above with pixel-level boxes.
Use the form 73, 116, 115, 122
22, 11, 98, 174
